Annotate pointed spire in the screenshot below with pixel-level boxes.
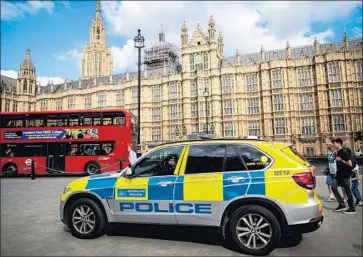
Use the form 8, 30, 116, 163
286, 41, 291, 57
26, 48, 31, 59
218, 30, 223, 42
208, 15, 216, 42
236, 49, 241, 65
196, 22, 202, 31
209, 15, 215, 26
96, 0, 101, 13
314, 37, 320, 55
94, 0, 101, 20
181, 21, 188, 46
260, 45, 265, 62
182, 21, 188, 33
343, 32, 349, 49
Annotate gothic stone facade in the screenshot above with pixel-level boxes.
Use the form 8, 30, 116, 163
1, 12, 362, 156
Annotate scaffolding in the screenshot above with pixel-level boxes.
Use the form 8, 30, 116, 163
144, 27, 180, 72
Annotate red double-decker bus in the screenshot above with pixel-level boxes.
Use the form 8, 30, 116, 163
0, 109, 137, 176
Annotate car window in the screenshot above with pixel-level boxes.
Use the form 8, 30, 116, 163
234, 144, 272, 170
133, 145, 183, 177
225, 145, 247, 172
185, 144, 226, 174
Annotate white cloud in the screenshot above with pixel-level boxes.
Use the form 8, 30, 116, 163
1, 0, 55, 21
0, 70, 18, 80
36, 76, 65, 86
100, 1, 361, 73
1, 69, 64, 86
353, 27, 363, 38
53, 42, 85, 69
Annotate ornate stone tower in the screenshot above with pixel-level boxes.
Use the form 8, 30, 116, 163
17, 48, 37, 96
180, 16, 224, 134
80, 0, 113, 79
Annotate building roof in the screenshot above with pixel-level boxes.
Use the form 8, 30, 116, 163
221, 38, 362, 68
0, 75, 17, 93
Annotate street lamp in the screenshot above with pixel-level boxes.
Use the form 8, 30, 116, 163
203, 87, 209, 134
134, 29, 145, 157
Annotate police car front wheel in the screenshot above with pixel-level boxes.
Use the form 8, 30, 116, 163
229, 205, 281, 256
67, 198, 106, 239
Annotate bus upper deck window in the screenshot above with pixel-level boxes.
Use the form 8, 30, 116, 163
93, 118, 101, 125
102, 117, 112, 125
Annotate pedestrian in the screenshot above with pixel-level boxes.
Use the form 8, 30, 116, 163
128, 144, 137, 165
351, 164, 363, 206
331, 138, 356, 214
325, 143, 337, 201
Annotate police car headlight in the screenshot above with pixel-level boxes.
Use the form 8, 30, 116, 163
63, 185, 71, 194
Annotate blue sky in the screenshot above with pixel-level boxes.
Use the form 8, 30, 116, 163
1, 1, 362, 85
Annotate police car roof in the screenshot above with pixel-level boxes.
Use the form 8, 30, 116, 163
158, 137, 270, 147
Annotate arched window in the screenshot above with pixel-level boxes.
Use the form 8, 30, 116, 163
96, 27, 100, 40
23, 80, 27, 92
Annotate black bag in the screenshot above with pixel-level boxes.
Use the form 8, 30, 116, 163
323, 167, 330, 176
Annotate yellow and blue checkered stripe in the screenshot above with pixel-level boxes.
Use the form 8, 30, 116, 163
67, 169, 307, 205
66, 142, 309, 205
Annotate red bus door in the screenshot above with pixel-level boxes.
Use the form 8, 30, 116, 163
47, 143, 66, 173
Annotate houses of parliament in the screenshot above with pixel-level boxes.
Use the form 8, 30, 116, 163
1, 1, 362, 156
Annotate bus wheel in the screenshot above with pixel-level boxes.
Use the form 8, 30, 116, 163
85, 162, 100, 175
2, 163, 18, 177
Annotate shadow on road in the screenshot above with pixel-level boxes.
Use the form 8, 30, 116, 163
104, 223, 302, 253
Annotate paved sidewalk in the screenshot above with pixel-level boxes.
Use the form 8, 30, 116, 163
1, 176, 362, 256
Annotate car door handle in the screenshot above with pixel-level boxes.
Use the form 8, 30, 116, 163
226, 176, 246, 183
157, 181, 174, 187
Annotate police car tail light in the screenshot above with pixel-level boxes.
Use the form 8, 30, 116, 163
292, 172, 315, 190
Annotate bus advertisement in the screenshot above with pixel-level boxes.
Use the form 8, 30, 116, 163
0, 109, 137, 176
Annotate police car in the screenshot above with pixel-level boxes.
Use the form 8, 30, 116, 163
59, 138, 323, 256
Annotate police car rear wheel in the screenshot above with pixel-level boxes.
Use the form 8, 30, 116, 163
68, 198, 106, 239
229, 205, 281, 256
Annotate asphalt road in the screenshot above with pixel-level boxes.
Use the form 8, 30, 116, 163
1, 172, 362, 256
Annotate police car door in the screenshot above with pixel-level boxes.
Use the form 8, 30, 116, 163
174, 143, 227, 226
113, 145, 186, 224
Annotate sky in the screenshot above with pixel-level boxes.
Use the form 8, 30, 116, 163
1, 0, 362, 86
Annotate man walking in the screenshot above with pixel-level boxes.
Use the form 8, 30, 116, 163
128, 144, 138, 166
331, 138, 356, 214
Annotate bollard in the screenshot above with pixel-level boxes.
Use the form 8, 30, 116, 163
31, 160, 35, 180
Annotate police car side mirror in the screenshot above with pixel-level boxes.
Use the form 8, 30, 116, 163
125, 167, 133, 178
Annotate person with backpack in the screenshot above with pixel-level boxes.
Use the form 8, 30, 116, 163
331, 138, 356, 214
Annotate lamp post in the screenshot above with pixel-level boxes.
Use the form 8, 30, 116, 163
0, 79, 4, 113
134, 29, 145, 156
361, 87, 363, 147
203, 87, 209, 134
